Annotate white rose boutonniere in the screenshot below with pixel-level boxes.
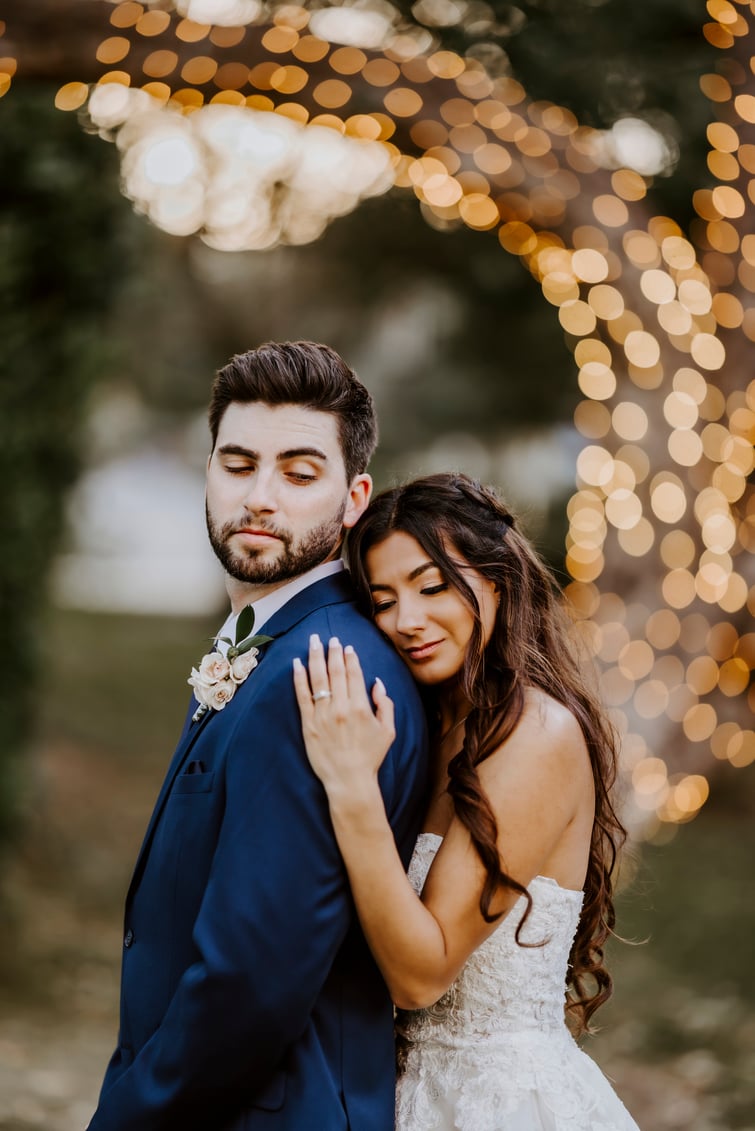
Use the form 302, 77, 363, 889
188, 606, 272, 722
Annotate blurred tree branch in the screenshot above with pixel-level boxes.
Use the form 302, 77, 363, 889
2, 0, 110, 83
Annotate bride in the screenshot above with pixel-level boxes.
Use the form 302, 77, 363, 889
293, 472, 640, 1131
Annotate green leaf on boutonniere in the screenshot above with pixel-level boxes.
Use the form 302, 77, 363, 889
227, 632, 274, 660
236, 634, 273, 655
235, 605, 256, 645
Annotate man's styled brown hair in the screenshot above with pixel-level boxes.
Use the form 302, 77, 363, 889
208, 341, 378, 482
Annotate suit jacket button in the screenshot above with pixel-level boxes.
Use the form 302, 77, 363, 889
124, 928, 134, 948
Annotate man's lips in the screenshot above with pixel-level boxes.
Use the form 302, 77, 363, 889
235, 528, 282, 543
404, 639, 444, 661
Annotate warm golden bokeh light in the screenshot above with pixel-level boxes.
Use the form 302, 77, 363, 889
30, 0, 753, 835
0, 20, 16, 99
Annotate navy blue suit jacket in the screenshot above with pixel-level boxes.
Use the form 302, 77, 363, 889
90, 572, 429, 1131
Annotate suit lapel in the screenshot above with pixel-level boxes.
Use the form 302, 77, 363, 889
126, 571, 358, 906
259, 569, 356, 639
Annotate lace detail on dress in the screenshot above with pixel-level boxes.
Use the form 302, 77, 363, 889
396, 833, 640, 1131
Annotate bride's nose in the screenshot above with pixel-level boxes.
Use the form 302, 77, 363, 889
394, 595, 425, 636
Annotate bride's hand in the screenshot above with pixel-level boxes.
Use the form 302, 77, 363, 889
293, 634, 396, 796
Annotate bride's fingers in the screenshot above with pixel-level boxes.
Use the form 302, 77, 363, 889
326, 637, 349, 703
342, 644, 372, 707
292, 657, 313, 719
372, 677, 396, 740
307, 633, 330, 698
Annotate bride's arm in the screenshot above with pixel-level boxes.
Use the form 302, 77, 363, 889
293, 635, 587, 1010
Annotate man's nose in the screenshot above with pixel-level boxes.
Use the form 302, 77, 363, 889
242, 471, 278, 513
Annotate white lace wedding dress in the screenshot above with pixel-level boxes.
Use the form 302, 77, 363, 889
395, 833, 640, 1131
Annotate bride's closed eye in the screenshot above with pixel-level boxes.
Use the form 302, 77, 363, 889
420, 583, 448, 596
372, 582, 448, 614
372, 599, 395, 614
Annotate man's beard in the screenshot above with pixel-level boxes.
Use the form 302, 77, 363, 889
206, 502, 346, 586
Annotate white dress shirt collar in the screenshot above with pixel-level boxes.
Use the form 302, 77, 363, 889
215, 559, 345, 654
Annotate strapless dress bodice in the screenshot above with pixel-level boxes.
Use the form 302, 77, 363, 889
395, 832, 640, 1131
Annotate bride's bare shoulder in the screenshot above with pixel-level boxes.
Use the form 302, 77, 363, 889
480, 687, 590, 792
523, 686, 586, 747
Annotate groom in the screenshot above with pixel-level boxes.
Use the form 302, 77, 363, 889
88, 342, 429, 1130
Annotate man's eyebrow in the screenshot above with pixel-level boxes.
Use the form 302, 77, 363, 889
369, 561, 437, 590
278, 447, 329, 462
216, 445, 328, 462
217, 444, 258, 459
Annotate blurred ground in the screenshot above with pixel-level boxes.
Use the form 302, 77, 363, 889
1, 609, 754, 1130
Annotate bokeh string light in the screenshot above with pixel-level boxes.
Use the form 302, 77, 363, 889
561, 0, 755, 839
41, 0, 755, 836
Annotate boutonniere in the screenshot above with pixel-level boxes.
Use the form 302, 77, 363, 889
188, 606, 273, 722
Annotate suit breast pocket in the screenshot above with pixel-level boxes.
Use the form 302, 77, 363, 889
172, 770, 215, 795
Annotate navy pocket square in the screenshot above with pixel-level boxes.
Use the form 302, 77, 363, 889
173, 770, 214, 795
185, 760, 205, 775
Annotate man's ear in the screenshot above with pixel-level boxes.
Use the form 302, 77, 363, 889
343, 474, 372, 529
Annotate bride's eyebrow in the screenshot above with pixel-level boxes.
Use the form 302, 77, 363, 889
408, 561, 440, 581
368, 561, 439, 591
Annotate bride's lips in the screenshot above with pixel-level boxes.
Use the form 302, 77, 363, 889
404, 639, 444, 662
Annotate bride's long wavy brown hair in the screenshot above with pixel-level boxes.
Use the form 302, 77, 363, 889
347, 472, 626, 1033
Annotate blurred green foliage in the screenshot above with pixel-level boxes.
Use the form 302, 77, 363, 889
0, 91, 125, 841
599, 809, 755, 1126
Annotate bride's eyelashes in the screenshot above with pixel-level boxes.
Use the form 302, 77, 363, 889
372, 582, 449, 615
372, 599, 395, 614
